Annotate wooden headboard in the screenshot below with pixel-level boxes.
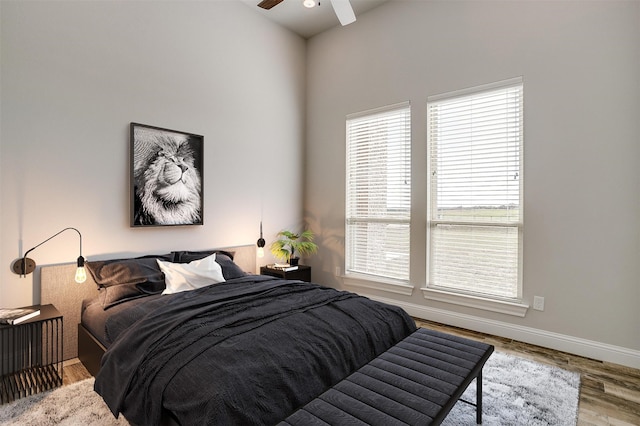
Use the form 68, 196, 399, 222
41, 244, 256, 361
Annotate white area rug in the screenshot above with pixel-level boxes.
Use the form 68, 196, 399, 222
0, 378, 128, 426
0, 351, 580, 425
443, 351, 581, 425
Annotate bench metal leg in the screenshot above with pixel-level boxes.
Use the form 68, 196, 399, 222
476, 370, 483, 424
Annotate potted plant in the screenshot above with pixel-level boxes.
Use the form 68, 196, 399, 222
270, 229, 318, 266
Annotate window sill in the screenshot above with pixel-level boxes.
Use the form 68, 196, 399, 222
420, 287, 529, 317
342, 273, 414, 296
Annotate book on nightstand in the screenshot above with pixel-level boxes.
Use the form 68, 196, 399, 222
0, 307, 40, 325
267, 263, 299, 272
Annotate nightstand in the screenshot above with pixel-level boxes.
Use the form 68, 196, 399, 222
260, 265, 311, 282
0, 304, 63, 404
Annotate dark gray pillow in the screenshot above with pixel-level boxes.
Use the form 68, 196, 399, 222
87, 254, 173, 308
172, 249, 235, 262
214, 253, 247, 280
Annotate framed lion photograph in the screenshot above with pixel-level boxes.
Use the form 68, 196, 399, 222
130, 122, 204, 227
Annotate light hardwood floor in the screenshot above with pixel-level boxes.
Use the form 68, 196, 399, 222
63, 319, 640, 425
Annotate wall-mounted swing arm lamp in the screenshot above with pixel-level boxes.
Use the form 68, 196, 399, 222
256, 221, 266, 258
11, 227, 87, 283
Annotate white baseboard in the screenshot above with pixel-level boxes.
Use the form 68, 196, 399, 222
369, 295, 640, 370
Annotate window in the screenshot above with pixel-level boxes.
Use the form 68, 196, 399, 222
427, 78, 523, 301
346, 102, 411, 283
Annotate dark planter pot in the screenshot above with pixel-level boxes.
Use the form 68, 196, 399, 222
289, 257, 300, 266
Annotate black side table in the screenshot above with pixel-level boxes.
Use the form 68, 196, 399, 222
0, 304, 63, 404
260, 265, 311, 282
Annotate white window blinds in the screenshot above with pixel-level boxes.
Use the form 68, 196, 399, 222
427, 78, 523, 299
346, 102, 411, 281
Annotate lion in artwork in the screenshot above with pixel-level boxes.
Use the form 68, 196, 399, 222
133, 133, 202, 226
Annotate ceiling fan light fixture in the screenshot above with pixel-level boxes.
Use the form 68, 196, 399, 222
303, 0, 316, 8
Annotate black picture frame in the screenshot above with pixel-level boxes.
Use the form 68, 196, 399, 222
130, 122, 204, 227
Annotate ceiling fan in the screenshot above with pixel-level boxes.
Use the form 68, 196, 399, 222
258, 0, 356, 26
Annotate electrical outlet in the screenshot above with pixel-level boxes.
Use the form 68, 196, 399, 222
533, 296, 545, 311
334, 266, 341, 276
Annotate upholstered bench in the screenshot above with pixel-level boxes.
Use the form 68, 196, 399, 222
279, 327, 494, 425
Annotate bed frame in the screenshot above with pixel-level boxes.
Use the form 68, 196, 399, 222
40, 245, 257, 367
42, 246, 496, 425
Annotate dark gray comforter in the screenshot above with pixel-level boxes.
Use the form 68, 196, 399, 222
94, 275, 416, 425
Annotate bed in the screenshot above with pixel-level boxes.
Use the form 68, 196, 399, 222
42, 245, 417, 425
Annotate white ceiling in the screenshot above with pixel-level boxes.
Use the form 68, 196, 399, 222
238, 0, 389, 39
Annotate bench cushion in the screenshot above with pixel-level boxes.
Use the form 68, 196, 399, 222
279, 327, 494, 426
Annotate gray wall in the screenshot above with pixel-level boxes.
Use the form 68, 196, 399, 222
0, 1, 306, 306
305, 0, 640, 364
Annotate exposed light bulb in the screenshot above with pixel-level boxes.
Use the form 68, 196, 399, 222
75, 266, 87, 283
303, 0, 316, 8
75, 255, 87, 283
257, 221, 266, 258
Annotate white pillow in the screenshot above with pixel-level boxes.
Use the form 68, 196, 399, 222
157, 253, 226, 295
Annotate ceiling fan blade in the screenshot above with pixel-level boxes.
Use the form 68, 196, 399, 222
258, 0, 285, 10
330, 0, 356, 26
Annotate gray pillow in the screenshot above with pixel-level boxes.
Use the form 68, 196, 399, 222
87, 254, 173, 308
